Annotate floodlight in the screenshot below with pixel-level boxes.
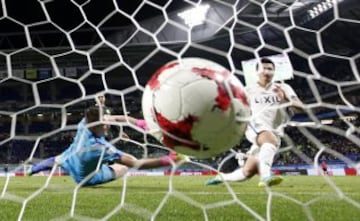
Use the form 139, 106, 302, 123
178, 4, 210, 27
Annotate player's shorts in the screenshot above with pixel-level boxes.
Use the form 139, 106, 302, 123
82, 164, 115, 186
245, 121, 281, 147
61, 162, 115, 187
246, 144, 261, 158
57, 143, 124, 186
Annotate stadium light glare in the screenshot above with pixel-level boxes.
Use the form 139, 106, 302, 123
178, 4, 210, 27
340, 115, 357, 121
307, 0, 344, 19
289, 119, 334, 126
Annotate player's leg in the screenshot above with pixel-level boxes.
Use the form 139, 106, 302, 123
206, 155, 258, 185
109, 163, 128, 178
206, 128, 260, 185
256, 131, 283, 187
27, 156, 56, 175
82, 164, 127, 186
118, 152, 188, 169
323, 167, 328, 175
224, 156, 258, 181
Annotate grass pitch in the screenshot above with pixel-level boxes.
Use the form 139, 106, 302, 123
0, 175, 359, 221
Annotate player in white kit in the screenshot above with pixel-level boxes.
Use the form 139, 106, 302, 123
206, 57, 304, 187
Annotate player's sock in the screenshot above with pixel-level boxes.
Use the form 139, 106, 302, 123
206, 168, 248, 185
258, 143, 277, 179
160, 152, 190, 166
221, 168, 248, 182
160, 152, 177, 166
29, 157, 55, 175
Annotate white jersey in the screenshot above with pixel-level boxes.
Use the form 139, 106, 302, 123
245, 82, 298, 143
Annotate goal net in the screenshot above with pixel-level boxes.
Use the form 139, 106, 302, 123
0, 0, 359, 220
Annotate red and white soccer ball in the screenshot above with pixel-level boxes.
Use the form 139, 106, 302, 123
142, 58, 250, 159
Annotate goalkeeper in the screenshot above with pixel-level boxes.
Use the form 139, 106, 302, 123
27, 106, 184, 186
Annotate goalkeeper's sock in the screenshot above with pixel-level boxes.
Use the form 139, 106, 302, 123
160, 152, 177, 166
258, 143, 277, 179
29, 157, 55, 175
220, 168, 248, 182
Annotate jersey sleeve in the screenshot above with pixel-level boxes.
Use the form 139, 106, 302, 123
282, 83, 298, 100
102, 140, 124, 162
77, 118, 86, 130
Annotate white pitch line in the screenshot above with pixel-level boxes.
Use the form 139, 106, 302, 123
115, 191, 360, 196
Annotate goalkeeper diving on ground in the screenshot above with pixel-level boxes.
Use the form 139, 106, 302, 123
27, 106, 187, 186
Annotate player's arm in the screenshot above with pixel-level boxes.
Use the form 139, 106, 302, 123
275, 84, 304, 113
104, 115, 148, 131
104, 115, 139, 125
287, 96, 304, 113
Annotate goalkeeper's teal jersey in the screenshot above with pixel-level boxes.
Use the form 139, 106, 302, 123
58, 119, 124, 185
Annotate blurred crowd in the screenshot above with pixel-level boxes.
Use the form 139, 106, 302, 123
0, 116, 359, 168
276, 120, 360, 166
1, 65, 359, 167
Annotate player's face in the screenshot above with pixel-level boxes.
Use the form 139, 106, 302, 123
96, 96, 106, 105
258, 63, 274, 84
92, 124, 106, 137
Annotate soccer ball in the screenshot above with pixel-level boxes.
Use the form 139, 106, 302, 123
142, 58, 250, 159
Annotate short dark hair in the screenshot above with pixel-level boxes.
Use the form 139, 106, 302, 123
256, 57, 275, 70
85, 106, 104, 123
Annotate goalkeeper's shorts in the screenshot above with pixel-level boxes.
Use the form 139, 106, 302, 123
61, 163, 115, 187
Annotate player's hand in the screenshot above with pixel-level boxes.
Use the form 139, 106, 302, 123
274, 85, 287, 103
103, 114, 112, 121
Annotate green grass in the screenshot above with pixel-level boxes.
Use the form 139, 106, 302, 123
0, 176, 359, 221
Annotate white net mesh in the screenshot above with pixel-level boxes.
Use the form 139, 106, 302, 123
0, 0, 359, 220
